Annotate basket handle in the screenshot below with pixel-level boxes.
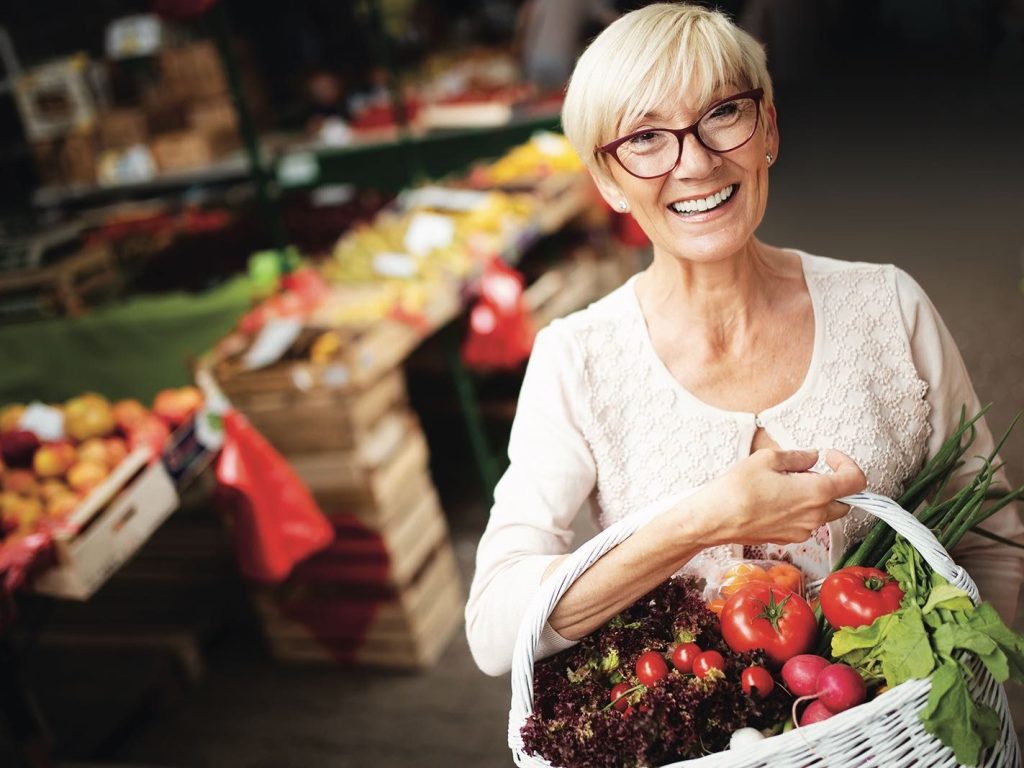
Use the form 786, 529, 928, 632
508, 490, 979, 754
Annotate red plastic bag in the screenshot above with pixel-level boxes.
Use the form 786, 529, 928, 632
461, 257, 536, 370
215, 410, 333, 583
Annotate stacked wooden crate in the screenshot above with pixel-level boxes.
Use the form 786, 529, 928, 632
215, 319, 464, 669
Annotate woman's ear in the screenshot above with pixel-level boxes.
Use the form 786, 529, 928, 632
590, 169, 628, 212
764, 102, 779, 161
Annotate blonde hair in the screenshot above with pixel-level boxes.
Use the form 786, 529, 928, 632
562, 3, 773, 185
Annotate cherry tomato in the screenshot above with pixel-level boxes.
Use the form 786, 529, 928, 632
671, 642, 702, 673
692, 650, 725, 679
609, 682, 632, 712
635, 651, 669, 687
741, 665, 775, 699
819, 566, 904, 629
720, 583, 818, 666
767, 562, 804, 594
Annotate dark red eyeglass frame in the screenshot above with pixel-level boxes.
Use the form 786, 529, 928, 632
596, 87, 765, 179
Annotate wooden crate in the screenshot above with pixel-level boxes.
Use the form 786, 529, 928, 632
289, 414, 431, 517
297, 485, 450, 587
525, 255, 603, 331
0, 241, 121, 317
32, 449, 180, 600
253, 542, 464, 669
227, 368, 407, 455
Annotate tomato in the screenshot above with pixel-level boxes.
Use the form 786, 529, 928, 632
693, 650, 725, 679
820, 566, 904, 628
721, 563, 773, 596
741, 665, 775, 699
767, 562, 804, 594
609, 682, 632, 712
720, 582, 817, 666
635, 651, 669, 687
671, 642, 702, 673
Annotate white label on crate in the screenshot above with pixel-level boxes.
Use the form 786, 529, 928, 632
372, 251, 418, 279
533, 130, 568, 156
106, 15, 164, 59
19, 402, 65, 441
403, 212, 455, 257
243, 317, 304, 370
289, 365, 314, 392
398, 185, 488, 212
277, 152, 319, 187
322, 364, 350, 389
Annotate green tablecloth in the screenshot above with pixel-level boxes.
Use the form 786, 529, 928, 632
0, 277, 253, 406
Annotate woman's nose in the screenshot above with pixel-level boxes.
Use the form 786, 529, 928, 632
672, 132, 719, 179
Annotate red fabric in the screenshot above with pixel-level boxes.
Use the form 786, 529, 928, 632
461, 257, 536, 370
152, 0, 217, 19
215, 410, 333, 583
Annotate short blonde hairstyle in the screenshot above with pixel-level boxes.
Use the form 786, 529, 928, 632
562, 3, 773, 185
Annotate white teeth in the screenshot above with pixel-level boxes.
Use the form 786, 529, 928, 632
671, 184, 734, 214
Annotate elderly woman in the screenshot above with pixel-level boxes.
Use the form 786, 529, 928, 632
465, 2, 1024, 677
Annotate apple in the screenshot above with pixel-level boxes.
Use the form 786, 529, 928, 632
0, 404, 26, 433
33, 441, 77, 478
66, 460, 109, 494
127, 415, 171, 457
64, 392, 116, 441
104, 437, 129, 468
3, 468, 39, 497
152, 387, 204, 428
46, 491, 80, 520
0, 429, 41, 468
76, 437, 108, 466
113, 399, 148, 432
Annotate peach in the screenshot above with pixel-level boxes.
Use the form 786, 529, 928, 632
152, 387, 204, 428
1, 493, 43, 532
33, 442, 77, 478
104, 437, 129, 468
39, 478, 71, 503
64, 392, 116, 441
3, 468, 39, 497
46, 491, 80, 520
0, 404, 25, 433
113, 399, 148, 432
66, 460, 109, 494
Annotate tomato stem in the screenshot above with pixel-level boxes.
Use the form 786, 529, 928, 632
754, 590, 792, 633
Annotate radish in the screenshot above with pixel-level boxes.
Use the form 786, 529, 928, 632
780, 654, 830, 697
815, 663, 866, 713
790, 662, 867, 728
729, 727, 765, 749
799, 700, 835, 726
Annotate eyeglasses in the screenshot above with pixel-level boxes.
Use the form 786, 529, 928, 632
596, 88, 764, 179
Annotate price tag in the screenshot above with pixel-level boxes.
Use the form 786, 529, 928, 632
399, 186, 488, 212
106, 15, 164, 59
277, 152, 319, 188
404, 212, 455, 257
243, 317, 304, 370
373, 252, 418, 279
19, 402, 65, 441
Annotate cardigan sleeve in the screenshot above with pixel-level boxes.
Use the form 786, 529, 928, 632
465, 321, 599, 676
894, 266, 1024, 623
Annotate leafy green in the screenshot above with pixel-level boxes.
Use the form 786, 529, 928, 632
921, 662, 1002, 766
831, 540, 1024, 765
600, 648, 620, 674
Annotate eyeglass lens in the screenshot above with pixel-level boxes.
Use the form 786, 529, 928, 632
615, 96, 759, 178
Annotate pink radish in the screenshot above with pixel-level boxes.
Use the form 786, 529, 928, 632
790, 662, 867, 728
799, 700, 835, 725
781, 654, 830, 697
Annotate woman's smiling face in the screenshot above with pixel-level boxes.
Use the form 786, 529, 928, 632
595, 82, 778, 266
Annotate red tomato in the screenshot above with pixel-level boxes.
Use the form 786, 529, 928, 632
692, 650, 725, 679
635, 651, 669, 687
741, 665, 775, 699
720, 583, 817, 666
609, 682, 632, 712
820, 566, 905, 629
671, 642, 702, 673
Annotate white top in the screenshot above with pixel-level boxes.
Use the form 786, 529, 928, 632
465, 251, 1024, 676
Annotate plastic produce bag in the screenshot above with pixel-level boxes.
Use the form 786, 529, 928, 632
461, 257, 536, 370
214, 409, 333, 583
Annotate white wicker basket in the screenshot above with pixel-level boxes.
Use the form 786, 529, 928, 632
508, 491, 1021, 767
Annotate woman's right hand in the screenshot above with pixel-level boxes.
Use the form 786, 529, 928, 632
688, 448, 867, 547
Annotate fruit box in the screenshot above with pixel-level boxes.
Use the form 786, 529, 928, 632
33, 448, 179, 601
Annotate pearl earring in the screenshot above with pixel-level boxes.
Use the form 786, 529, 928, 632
617, 200, 628, 212
766, 152, 774, 166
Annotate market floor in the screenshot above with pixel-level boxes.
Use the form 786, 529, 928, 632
24, 66, 1024, 767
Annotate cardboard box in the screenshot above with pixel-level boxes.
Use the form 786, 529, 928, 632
160, 41, 227, 101
149, 130, 213, 172
61, 131, 97, 184
98, 108, 148, 150
33, 449, 180, 600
